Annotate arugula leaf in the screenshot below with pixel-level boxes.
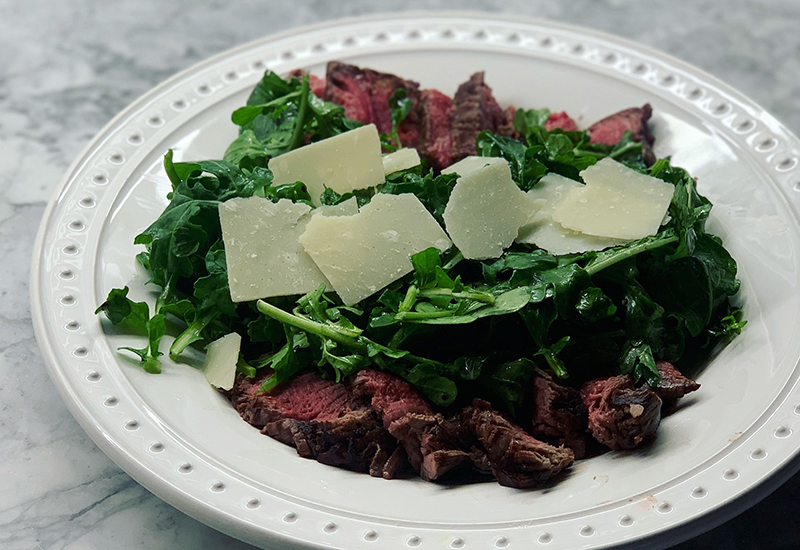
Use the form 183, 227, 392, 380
483, 358, 538, 416
257, 327, 310, 392
620, 340, 660, 386
381, 169, 459, 224
380, 88, 414, 151
410, 247, 442, 289
575, 287, 617, 323
98, 287, 166, 373
230, 71, 361, 164
318, 186, 376, 208
519, 304, 569, 378
404, 364, 457, 407
95, 286, 149, 335
223, 129, 269, 169
513, 108, 551, 135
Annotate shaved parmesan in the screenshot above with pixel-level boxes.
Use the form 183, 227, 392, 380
300, 193, 452, 305
517, 173, 630, 254
313, 196, 359, 217
201, 332, 241, 390
269, 124, 384, 206
383, 148, 421, 175
442, 156, 533, 260
441, 155, 502, 176
552, 158, 674, 240
219, 197, 329, 302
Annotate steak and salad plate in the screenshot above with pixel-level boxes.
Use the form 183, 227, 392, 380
31, 12, 800, 550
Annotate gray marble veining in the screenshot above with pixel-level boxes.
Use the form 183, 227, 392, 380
2, 1, 799, 548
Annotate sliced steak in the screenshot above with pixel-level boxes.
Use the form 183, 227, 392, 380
288, 69, 327, 98
651, 360, 700, 400
229, 372, 401, 476
497, 105, 518, 137
451, 72, 511, 161
588, 104, 656, 165
353, 369, 472, 481
544, 111, 578, 132
324, 61, 422, 145
458, 399, 574, 488
581, 375, 662, 451
530, 369, 587, 458
324, 61, 374, 126
417, 89, 454, 170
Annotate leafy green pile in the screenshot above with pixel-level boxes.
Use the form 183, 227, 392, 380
97, 70, 744, 419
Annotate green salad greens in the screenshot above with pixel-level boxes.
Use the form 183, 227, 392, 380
97, 70, 744, 419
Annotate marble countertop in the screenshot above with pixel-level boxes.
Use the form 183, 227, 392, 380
3, 1, 800, 548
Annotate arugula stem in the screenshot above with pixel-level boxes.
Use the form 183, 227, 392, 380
584, 231, 678, 276
396, 310, 459, 321
289, 75, 310, 151
418, 288, 496, 304
442, 251, 464, 272
169, 310, 217, 360
542, 351, 569, 379
257, 300, 367, 353
238, 91, 302, 114
609, 141, 642, 160
399, 285, 419, 313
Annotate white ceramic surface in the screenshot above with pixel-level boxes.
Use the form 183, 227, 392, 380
30, 13, 800, 550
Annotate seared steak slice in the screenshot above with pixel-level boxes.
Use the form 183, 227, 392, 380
324, 62, 374, 127
651, 360, 700, 400
458, 399, 574, 488
353, 369, 472, 480
581, 375, 662, 451
269, 408, 392, 473
530, 369, 587, 458
231, 371, 365, 427
544, 111, 578, 131
229, 372, 402, 476
451, 72, 512, 161
417, 89, 454, 170
352, 368, 434, 423
324, 61, 422, 145
588, 104, 655, 165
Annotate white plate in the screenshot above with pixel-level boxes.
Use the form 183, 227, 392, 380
30, 12, 800, 550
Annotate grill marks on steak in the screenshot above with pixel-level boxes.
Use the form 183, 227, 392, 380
529, 369, 587, 458
588, 104, 656, 165
417, 89, 454, 171
581, 375, 662, 451
324, 61, 422, 144
352, 370, 472, 480
229, 372, 401, 477
458, 399, 574, 488
450, 72, 514, 161
300, 63, 657, 172
232, 364, 693, 486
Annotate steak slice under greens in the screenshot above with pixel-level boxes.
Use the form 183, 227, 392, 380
588, 104, 656, 165
352, 369, 472, 480
581, 374, 662, 451
457, 399, 575, 488
417, 89, 454, 171
544, 111, 578, 131
651, 360, 701, 400
529, 369, 587, 459
229, 372, 402, 477
324, 61, 422, 146
450, 72, 513, 161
